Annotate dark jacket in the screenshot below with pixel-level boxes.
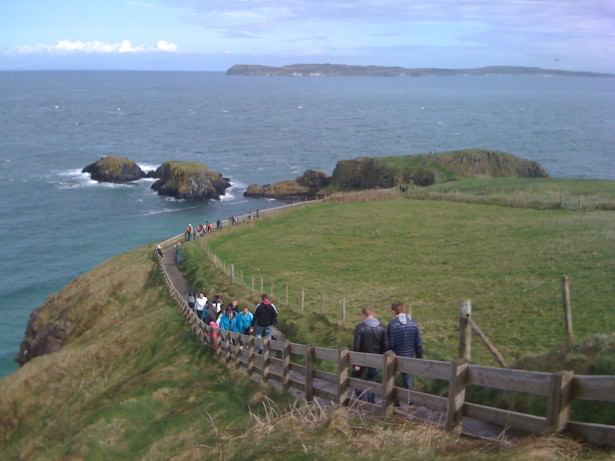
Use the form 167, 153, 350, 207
387, 314, 423, 358
202, 305, 218, 325
252, 300, 278, 327
353, 317, 387, 354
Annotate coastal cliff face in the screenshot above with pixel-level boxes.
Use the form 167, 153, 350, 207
82, 155, 148, 183
244, 149, 548, 199
151, 161, 231, 200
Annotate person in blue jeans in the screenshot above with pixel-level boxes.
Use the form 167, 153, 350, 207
252, 294, 278, 352
387, 302, 423, 404
352, 306, 387, 403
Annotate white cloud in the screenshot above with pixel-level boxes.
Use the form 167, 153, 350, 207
15, 39, 178, 54
155, 40, 178, 52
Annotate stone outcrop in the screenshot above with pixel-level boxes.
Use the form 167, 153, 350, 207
151, 161, 231, 200
82, 155, 151, 183
15, 304, 74, 365
244, 169, 329, 199
244, 149, 549, 199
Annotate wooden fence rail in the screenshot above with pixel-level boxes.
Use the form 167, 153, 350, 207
158, 214, 615, 447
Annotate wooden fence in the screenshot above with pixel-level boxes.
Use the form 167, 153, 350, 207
158, 200, 615, 447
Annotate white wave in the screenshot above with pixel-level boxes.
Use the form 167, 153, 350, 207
219, 179, 247, 202
52, 168, 136, 190
137, 177, 156, 183
136, 162, 158, 172
164, 196, 186, 203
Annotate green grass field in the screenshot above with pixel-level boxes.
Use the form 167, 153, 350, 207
192, 195, 615, 367
409, 177, 615, 210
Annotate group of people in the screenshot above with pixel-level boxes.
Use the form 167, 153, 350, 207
352, 302, 423, 404
183, 211, 263, 242
188, 291, 278, 349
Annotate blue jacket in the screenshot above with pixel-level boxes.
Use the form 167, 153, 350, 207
387, 314, 423, 358
235, 311, 254, 333
218, 313, 239, 333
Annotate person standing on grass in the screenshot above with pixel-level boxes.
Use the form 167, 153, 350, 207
352, 306, 387, 403
387, 302, 423, 392
252, 294, 278, 351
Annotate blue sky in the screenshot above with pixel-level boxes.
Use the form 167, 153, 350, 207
1, 0, 614, 71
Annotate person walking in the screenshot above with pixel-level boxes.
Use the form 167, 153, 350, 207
387, 302, 423, 394
175, 244, 182, 265
252, 294, 278, 352
195, 292, 208, 320
352, 306, 387, 403
235, 305, 254, 335
187, 290, 196, 310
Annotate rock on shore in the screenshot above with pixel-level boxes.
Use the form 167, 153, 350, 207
82, 155, 152, 183
151, 161, 231, 200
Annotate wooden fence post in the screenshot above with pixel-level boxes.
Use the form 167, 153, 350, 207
262, 338, 270, 383
301, 288, 305, 313
546, 371, 574, 433
561, 276, 575, 345
382, 350, 397, 416
337, 347, 350, 406
446, 359, 468, 433
282, 341, 291, 391
468, 318, 509, 368
285, 283, 289, 305
230, 264, 235, 283
252, 275, 255, 290
342, 298, 347, 323
459, 300, 472, 361
226, 331, 233, 363
234, 333, 242, 369
305, 345, 315, 401
260, 276, 264, 292
247, 336, 255, 376
240, 270, 244, 284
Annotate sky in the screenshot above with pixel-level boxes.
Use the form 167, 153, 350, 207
1, 0, 614, 72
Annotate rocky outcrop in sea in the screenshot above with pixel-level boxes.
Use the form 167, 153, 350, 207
82, 155, 154, 183
151, 161, 231, 200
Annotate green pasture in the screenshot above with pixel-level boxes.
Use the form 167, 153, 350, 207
409, 177, 615, 210
193, 196, 615, 366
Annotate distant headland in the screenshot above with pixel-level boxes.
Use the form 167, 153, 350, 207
226, 63, 614, 78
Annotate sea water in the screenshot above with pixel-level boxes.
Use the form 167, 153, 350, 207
0, 71, 614, 377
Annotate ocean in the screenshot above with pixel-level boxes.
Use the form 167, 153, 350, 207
0, 71, 613, 377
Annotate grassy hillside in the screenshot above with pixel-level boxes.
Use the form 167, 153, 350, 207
191, 196, 615, 366
1, 244, 613, 458
0, 248, 293, 460
409, 177, 615, 210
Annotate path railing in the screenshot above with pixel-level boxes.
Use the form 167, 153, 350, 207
157, 202, 615, 447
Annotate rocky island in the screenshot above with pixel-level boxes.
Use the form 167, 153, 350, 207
151, 161, 231, 200
226, 64, 614, 78
83, 156, 231, 200
245, 149, 548, 200
82, 155, 153, 183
